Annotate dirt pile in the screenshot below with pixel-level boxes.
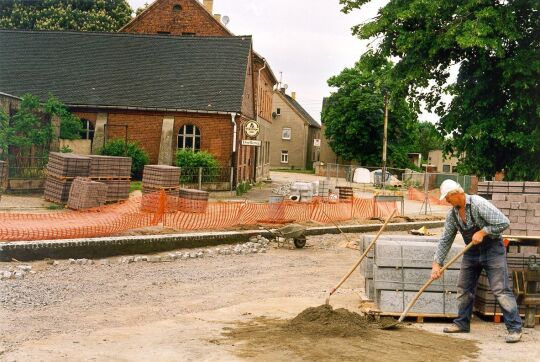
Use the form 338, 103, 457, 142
286, 304, 392, 337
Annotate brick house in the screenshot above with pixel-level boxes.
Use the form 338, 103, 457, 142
0, 30, 256, 184
120, 0, 277, 181
270, 89, 321, 169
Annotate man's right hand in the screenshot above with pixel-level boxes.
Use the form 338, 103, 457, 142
431, 262, 442, 280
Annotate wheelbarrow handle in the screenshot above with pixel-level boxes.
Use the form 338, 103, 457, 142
329, 208, 397, 297
397, 241, 475, 323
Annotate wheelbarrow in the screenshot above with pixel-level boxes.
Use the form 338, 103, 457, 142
265, 223, 307, 248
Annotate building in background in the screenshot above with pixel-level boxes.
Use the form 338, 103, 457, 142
427, 150, 460, 173
270, 88, 320, 169
120, 0, 277, 181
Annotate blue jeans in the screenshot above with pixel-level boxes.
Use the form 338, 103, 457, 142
454, 240, 522, 332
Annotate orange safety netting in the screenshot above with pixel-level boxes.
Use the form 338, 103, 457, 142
407, 187, 450, 206
0, 193, 398, 242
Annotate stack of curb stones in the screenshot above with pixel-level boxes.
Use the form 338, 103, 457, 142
67, 177, 109, 210
44, 153, 91, 203
478, 181, 540, 200
360, 235, 463, 315
489, 193, 540, 236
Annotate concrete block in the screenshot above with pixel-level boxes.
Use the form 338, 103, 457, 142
526, 224, 540, 232
365, 279, 374, 300
509, 209, 527, 217
374, 240, 464, 269
527, 216, 540, 225
509, 215, 519, 223
373, 266, 459, 292
491, 200, 510, 209
376, 290, 458, 314
518, 216, 527, 224
492, 193, 507, 201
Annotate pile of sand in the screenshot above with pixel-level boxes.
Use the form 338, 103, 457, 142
285, 304, 396, 337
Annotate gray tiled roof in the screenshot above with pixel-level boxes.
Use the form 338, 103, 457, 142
283, 93, 320, 128
0, 30, 252, 113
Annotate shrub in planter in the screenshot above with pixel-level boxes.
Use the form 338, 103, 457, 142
99, 139, 149, 179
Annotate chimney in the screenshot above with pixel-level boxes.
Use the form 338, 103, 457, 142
280, 87, 286, 94
291, 91, 296, 100
203, 0, 214, 13
213, 13, 221, 22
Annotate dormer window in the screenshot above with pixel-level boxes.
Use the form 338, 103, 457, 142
173, 4, 182, 12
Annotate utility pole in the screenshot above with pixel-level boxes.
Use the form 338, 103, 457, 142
381, 92, 389, 189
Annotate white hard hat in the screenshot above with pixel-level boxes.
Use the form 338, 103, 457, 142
439, 179, 462, 200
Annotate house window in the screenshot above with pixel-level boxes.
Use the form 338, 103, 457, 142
443, 164, 451, 173
80, 119, 94, 140
178, 124, 201, 151
276, 108, 281, 116
281, 150, 288, 164
182, 32, 196, 36
157, 31, 171, 35
173, 4, 182, 11
282, 128, 291, 140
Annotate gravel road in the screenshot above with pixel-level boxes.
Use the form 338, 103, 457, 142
1, 232, 538, 361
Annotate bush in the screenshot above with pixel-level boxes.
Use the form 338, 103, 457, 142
175, 150, 219, 169
99, 139, 149, 179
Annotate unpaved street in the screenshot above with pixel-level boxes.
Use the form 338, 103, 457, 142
1, 232, 539, 361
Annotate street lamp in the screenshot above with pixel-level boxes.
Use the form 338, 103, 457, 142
381, 89, 389, 189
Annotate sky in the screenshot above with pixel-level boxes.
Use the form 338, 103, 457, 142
126, 0, 392, 124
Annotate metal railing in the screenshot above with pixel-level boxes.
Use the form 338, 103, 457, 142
179, 166, 234, 191
6, 155, 48, 180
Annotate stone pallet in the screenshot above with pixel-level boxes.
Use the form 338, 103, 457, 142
88, 155, 131, 178
67, 177, 108, 210
46, 152, 91, 178
373, 265, 459, 292
478, 181, 540, 199
142, 165, 180, 188
44, 177, 73, 203
490, 193, 540, 236
100, 179, 130, 202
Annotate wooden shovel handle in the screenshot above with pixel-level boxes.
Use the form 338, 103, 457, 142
329, 208, 397, 295
397, 241, 475, 323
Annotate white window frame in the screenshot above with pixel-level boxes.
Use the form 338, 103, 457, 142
282, 127, 291, 140
276, 107, 281, 116
281, 150, 289, 164
177, 124, 201, 151
80, 119, 94, 140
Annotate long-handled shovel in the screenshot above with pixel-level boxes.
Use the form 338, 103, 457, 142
325, 208, 397, 305
381, 241, 475, 329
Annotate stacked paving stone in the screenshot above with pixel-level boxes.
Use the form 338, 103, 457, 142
360, 235, 464, 315
489, 193, 540, 236
44, 153, 91, 203
478, 181, 540, 200
67, 177, 108, 210
178, 188, 209, 213
45, 153, 132, 204
141, 165, 181, 212
89, 155, 132, 202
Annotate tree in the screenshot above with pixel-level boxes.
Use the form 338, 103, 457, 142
413, 122, 444, 161
99, 139, 149, 179
340, 0, 540, 180
0, 0, 132, 31
44, 95, 84, 140
322, 52, 419, 168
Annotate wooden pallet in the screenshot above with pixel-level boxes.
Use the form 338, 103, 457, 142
474, 310, 540, 324
358, 300, 457, 322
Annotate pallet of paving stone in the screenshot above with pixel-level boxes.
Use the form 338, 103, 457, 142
490, 193, 540, 236
100, 179, 130, 202
177, 188, 209, 213
142, 165, 180, 188
474, 297, 539, 317
88, 155, 131, 178
140, 188, 180, 213
478, 181, 540, 198
46, 152, 91, 178
44, 177, 73, 203
67, 177, 108, 210
373, 265, 460, 292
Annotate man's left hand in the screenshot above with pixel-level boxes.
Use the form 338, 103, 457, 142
471, 230, 488, 245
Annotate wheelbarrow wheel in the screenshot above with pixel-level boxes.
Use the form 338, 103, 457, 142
293, 236, 306, 249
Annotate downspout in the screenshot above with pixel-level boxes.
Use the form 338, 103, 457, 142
231, 112, 237, 187
257, 59, 267, 180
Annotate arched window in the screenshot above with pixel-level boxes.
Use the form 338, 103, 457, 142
80, 119, 94, 140
178, 124, 201, 151
173, 4, 182, 12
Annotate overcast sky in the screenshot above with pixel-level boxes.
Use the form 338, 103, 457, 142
126, 0, 390, 123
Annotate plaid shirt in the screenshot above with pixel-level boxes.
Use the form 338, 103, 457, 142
434, 194, 510, 265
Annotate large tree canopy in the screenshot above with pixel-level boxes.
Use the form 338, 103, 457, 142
340, 0, 540, 180
0, 0, 132, 31
322, 52, 419, 168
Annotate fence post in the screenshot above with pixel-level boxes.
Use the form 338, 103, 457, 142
179, 166, 182, 188
198, 167, 202, 190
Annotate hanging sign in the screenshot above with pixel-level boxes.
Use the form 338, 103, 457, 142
313, 139, 321, 147
244, 120, 260, 138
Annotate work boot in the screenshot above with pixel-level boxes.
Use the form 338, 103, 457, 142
505, 330, 522, 343
443, 324, 468, 333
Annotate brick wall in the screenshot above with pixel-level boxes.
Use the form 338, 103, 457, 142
121, 0, 230, 36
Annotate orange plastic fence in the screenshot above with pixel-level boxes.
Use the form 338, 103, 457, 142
0, 193, 398, 242
407, 187, 450, 206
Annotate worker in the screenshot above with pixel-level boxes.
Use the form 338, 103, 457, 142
431, 179, 522, 343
